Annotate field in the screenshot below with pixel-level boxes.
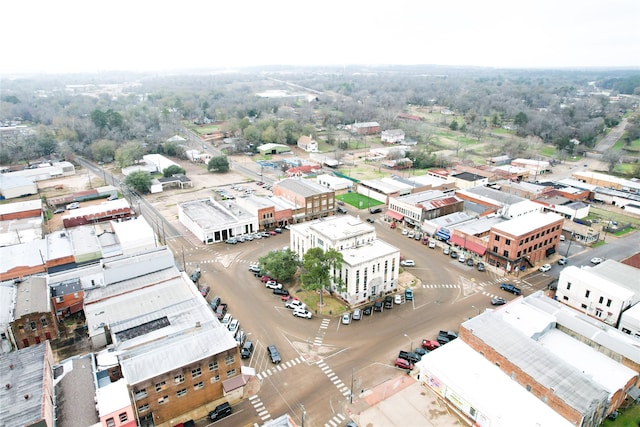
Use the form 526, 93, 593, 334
336, 192, 384, 209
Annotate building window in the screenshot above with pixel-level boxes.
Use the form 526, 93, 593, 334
355, 270, 360, 293
106, 418, 115, 427
505, 239, 511, 246
155, 381, 166, 392
174, 374, 185, 384
526, 385, 531, 392
596, 309, 602, 317
606, 299, 612, 307
566, 282, 571, 290
209, 361, 218, 371
494, 235, 500, 241
56, 296, 64, 303
503, 250, 509, 257
599, 296, 604, 304
493, 246, 498, 253
226, 368, 236, 377
41, 317, 48, 327
581, 304, 587, 309
177, 388, 187, 397
134, 388, 147, 400
192, 367, 202, 378
158, 395, 169, 405
525, 237, 529, 243
563, 296, 569, 301
138, 403, 149, 412
585, 290, 590, 298
519, 240, 523, 245
119, 413, 128, 423
517, 251, 521, 258
194, 381, 204, 390
225, 355, 235, 365
213, 374, 220, 382
30, 321, 37, 331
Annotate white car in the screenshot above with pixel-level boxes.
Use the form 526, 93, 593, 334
539, 264, 551, 272
407, 231, 415, 239
228, 319, 240, 336
428, 240, 436, 248
265, 280, 283, 290
341, 313, 351, 325
286, 299, 305, 310
221, 313, 233, 327
293, 308, 312, 319
248, 264, 261, 273
401, 229, 408, 236
590, 257, 604, 265
394, 294, 402, 304
400, 259, 415, 267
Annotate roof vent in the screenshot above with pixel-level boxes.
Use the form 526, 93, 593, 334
5, 384, 10, 389
24, 394, 29, 400
9, 364, 14, 370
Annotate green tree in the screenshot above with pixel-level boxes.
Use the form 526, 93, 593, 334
124, 171, 152, 193
602, 150, 622, 173
301, 247, 344, 307
207, 156, 229, 173
449, 120, 459, 131
162, 165, 186, 177
243, 125, 261, 143
258, 249, 301, 283
261, 126, 277, 144
90, 139, 116, 162
514, 112, 529, 127
115, 141, 145, 168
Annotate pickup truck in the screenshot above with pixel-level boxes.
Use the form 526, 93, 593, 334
398, 350, 421, 364
436, 330, 458, 345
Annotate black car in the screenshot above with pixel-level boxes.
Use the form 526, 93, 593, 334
373, 301, 383, 312
398, 350, 421, 364
450, 251, 458, 259
414, 347, 428, 356
500, 283, 522, 295
241, 340, 253, 359
369, 207, 382, 214
384, 295, 393, 309
366, 218, 375, 223
267, 344, 281, 364
209, 402, 232, 421
362, 305, 373, 316
273, 288, 289, 296
477, 262, 486, 272
437, 330, 458, 345
466, 258, 474, 267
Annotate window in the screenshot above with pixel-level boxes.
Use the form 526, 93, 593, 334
494, 235, 500, 241
191, 367, 202, 378
505, 239, 511, 246
526, 385, 531, 392
177, 388, 187, 397
30, 321, 37, 331
106, 418, 116, 427
225, 355, 235, 365
134, 388, 147, 400
209, 361, 218, 371
41, 317, 48, 327
563, 296, 569, 301
599, 296, 604, 303
194, 381, 204, 390
56, 296, 63, 303
585, 290, 590, 298
155, 381, 166, 392
566, 282, 571, 290
119, 413, 128, 423
174, 374, 185, 384
138, 403, 149, 412
606, 299, 612, 307
73, 292, 79, 298
158, 395, 169, 405
581, 304, 587, 309
517, 251, 521, 258
525, 237, 529, 243
213, 374, 220, 382
596, 309, 602, 317
493, 246, 498, 253
503, 250, 509, 257
519, 240, 523, 245
226, 368, 236, 377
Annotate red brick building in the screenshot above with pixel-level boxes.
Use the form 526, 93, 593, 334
11, 277, 58, 349
486, 211, 564, 272
50, 278, 84, 321
273, 178, 335, 222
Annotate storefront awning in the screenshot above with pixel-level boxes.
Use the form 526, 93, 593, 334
449, 234, 487, 256
386, 210, 404, 221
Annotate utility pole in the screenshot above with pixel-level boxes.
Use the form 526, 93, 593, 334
350, 367, 354, 403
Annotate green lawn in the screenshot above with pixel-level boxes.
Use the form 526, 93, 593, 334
540, 146, 556, 157
600, 403, 640, 427
588, 206, 640, 227
192, 125, 220, 135
336, 192, 384, 209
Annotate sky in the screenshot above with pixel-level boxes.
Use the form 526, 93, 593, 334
2, 0, 639, 74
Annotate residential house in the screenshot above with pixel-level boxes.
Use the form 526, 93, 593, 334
50, 277, 84, 321
381, 129, 405, 144
297, 135, 318, 152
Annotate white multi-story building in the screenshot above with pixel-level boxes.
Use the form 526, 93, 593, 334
290, 215, 400, 305
556, 260, 639, 326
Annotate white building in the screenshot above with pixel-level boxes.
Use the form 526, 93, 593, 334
380, 129, 405, 144
315, 174, 353, 191
556, 260, 639, 326
619, 303, 640, 339
289, 215, 400, 305
178, 198, 258, 244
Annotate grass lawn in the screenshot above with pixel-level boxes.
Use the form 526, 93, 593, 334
192, 125, 220, 135
589, 206, 640, 227
540, 146, 556, 157
600, 403, 640, 427
336, 192, 383, 209
294, 289, 348, 316
614, 163, 635, 175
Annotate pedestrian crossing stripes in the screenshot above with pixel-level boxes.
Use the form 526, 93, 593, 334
248, 395, 271, 421
319, 319, 331, 330
255, 357, 304, 380
317, 361, 350, 397
324, 413, 346, 427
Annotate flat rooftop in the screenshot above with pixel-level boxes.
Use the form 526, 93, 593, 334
492, 211, 563, 236
180, 198, 252, 230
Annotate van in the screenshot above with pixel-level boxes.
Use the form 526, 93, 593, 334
369, 207, 382, 214
208, 402, 232, 421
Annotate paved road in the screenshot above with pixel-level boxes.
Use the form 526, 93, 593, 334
594, 118, 627, 154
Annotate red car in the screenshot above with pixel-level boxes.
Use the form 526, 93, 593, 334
394, 358, 414, 370
422, 339, 440, 351
260, 275, 272, 283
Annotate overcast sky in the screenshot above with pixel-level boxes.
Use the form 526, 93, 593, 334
2, 0, 639, 74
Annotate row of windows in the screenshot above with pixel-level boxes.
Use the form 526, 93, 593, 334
105, 413, 129, 427
17, 318, 49, 331
493, 238, 555, 259
494, 225, 561, 244
565, 282, 613, 307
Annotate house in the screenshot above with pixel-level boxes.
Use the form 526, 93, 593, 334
381, 129, 405, 144
61, 199, 132, 229
510, 158, 551, 178
289, 215, 400, 305
486, 211, 564, 272
297, 135, 318, 152
448, 172, 488, 190
50, 277, 84, 321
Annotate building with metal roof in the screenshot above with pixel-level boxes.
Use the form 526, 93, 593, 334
274, 178, 335, 222
178, 197, 258, 244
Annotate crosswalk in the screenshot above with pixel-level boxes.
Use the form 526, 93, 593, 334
255, 356, 305, 380
248, 394, 271, 422
324, 413, 347, 427
317, 360, 351, 398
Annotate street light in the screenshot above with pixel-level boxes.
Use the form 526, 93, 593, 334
300, 403, 306, 427
403, 333, 413, 351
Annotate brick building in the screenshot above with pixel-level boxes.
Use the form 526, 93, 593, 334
50, 277, 84, 321
273, 178, 335, 222
11, 276, 58, 349
486, 211, 564, 272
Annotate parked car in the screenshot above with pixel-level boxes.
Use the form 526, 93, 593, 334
248, 264, 261, 273
373, 301, 383, 312
241, 340, 254, 359
286, 299, 305, 310
394, 294, 402, 304
199, 285, 210, 297
558, 258, 569, 265
267, 344, 281, 364
363, 305, 373, 316
559, 235, 565, 241
500, 283, 522, 295
210, 296, 221, 312
458, 254, 465, 263
398, 350, 421, 364
450, 250, 458, 259
366, 217, 375, 223
227, 319, 240, 336
428, 240, 436, 248
209, 402, 232, 421
407, 231, 415, 239
221, 313, 233, 327
273, 288, 289, 296
66, 202, 80, 210
436, 330, 458, 345
384, 295, 393, 309
400, 259, 415, 267
235, 329, 246, 346
477, 262, 486, 272
274, 228, 283, 233
538, 264, 551, 272
293, 308, 312, 319
414, 347, 428, 356
190, 270, 201, 283
404, 288, 413, 301
225, 238, 238, 244
369, 207, 382, 214
215, 303, 228, 320
443, 246, 450, 255
53, 208, 65, 214
265, 280, 283, 290
260, 275, 272, 283
491, 297, 507, 306
466, 258, 474, 267
337, 206, 348, 214
394, 358, 414, 370
352, 308, 362, 320
341, 313, 351, 325
421, 339, 440, 351
590, 257, 604, 265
